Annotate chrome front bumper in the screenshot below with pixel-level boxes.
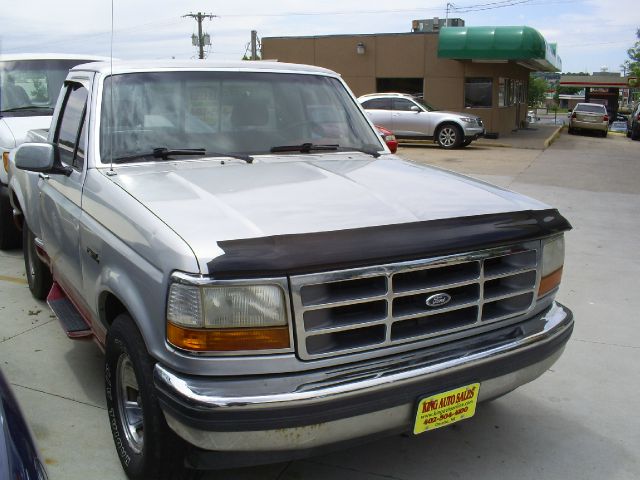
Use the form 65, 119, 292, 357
154, 302, 572, 458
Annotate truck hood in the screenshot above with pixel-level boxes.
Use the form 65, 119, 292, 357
0, 116, 51, 148
108, 154, 553, 271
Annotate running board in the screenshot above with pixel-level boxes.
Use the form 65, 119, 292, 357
47, 283, 92, 338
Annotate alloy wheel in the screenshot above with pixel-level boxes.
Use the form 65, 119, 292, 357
439, 127, 457, 147
116, 354, 144, 453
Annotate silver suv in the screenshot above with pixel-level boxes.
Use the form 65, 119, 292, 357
358, 93, 485, 149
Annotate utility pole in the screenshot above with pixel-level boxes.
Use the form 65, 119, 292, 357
250, 30, 258, 60
183, 12, 217, 59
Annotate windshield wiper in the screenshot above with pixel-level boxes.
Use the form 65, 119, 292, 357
270, 143, 339, 154
1, 105, 53, 113
336, 146, 381, 158
111, 148, 253, 164
205, 151, 254, 163
270, 143, 380, 158
111, 148, 207, 164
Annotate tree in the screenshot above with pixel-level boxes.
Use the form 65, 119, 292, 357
626, 28, 640, 87
557, 86, 581, 95
528, 76, 548, 107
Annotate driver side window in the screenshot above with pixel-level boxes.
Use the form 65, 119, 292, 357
54, 83, 88, 171
393, 98, 418, 112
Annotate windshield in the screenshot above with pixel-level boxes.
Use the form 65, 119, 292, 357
0, 59, 90, 114
574, 104, 606, 114
99, 71, 383, 162
413, 96, 437, 111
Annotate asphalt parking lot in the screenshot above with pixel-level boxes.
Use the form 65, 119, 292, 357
1, 132, 638, 479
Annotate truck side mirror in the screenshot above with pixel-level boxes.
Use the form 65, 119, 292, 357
14, 143, 71, 176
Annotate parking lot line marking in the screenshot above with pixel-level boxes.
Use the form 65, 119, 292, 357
0, 274, 28, 285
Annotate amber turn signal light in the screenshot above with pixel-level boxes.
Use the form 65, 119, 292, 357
538, 267, 563, 298
2, 151, 9, 173
167, 323, 290, 352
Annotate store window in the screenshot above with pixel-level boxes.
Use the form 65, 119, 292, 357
465, 78, 492, 108
499, 78, 518, 107
499, 78, 506, 107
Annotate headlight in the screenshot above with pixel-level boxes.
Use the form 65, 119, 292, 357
459, 117, 475, 123
538, 235, 564, 297
166, 277, 290, 352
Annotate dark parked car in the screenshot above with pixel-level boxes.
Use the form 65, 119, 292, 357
0, 369, 48, 479
627, 103, 640, 140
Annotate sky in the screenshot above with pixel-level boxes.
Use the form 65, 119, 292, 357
1, 0, 638, 75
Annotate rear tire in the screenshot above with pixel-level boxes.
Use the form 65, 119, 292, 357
631, 127, 640, 140
436, 124, 463, 149
105, 315, 188, 480
23, 223, 52, 300
0, 194, 21, 250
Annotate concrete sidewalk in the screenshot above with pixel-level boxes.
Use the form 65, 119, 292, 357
401, 124, 562, 150
477, 125, 562, 149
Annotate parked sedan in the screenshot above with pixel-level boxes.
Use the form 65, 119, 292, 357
567, 103, 608, 137
358, 93, 484, 149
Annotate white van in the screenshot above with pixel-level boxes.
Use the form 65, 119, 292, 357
0, 53, 106, 248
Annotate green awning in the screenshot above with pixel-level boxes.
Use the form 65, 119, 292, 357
438, 26, 561, 72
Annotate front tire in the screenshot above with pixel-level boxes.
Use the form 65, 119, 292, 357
105, 315, 188, 480
23, 223, 52, 300
436, 124, 463, 149
462, 139, 473, 147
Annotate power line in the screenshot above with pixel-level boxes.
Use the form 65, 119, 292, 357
1, 17, 181, 53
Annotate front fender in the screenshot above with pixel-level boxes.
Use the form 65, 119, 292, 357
8, 151, 42, 237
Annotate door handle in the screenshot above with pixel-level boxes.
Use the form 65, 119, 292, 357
38, 173, 49, 180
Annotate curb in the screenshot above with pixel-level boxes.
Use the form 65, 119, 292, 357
543, 125, 563, 149
473, 140, 512, 148
398, 139, 513, 148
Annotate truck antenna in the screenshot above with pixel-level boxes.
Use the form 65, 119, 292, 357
108, 0, 115, 175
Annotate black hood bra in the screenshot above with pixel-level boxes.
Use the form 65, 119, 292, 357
207, 208, 571, 279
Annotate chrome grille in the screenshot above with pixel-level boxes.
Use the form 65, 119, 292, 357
290, 243, 540, 360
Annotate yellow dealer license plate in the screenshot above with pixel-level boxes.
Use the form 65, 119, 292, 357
413, 383, 480, 435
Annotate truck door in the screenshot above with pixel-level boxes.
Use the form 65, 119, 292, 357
39, 77, 92, 306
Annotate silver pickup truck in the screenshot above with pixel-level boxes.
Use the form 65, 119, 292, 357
10, 60, 573, 479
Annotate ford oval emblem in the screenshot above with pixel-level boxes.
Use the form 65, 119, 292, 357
425, 293, 451, 307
